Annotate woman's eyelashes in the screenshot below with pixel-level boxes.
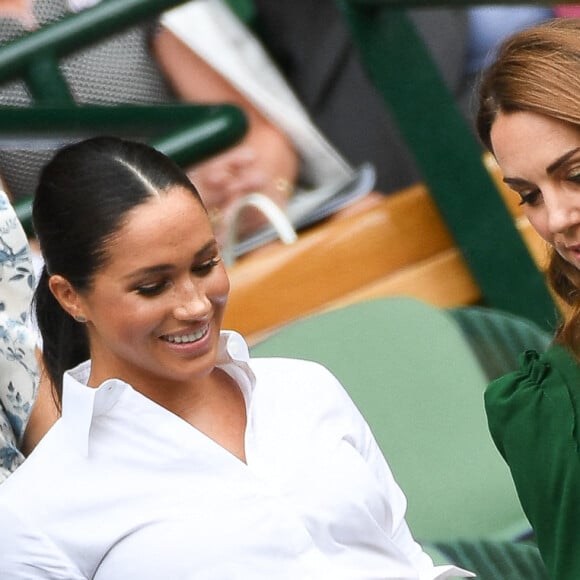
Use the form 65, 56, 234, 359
518, 189, 542, 207
192, 257, 221, 276
133, 258, 222, 296
510, 163, 580, 207
567, 170, 580, 184
135, 280, 169, 297
516, 169, 580, 206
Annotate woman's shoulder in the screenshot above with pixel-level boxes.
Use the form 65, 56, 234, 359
249, 355, 354, 408
249, 355, 342, 390
250, 354, 329, 373
248, 355, 371, 446
484, 344, 580, 455
486, 343, 579, 398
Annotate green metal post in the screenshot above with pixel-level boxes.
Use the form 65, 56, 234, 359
23, 54, 74, 104
337, 1, 558, 330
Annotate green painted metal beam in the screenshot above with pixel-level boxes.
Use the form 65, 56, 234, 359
0, 104, 246, 139
150, 112, 247, 167
0, 0, 191, 103
6, 103, 248, 237
0, 0, 189, 85
22, 54, 73, 104
337, 1, 558, 330
223, 0, 255, 23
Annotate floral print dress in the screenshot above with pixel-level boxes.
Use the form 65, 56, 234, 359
0, 191, 38, 482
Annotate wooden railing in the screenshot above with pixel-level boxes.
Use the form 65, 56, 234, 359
224, 153, 551, 344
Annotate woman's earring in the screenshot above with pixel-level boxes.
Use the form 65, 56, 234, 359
74, 314, 87, 323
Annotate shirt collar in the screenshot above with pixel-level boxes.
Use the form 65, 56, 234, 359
217, 330, 251, 365
61, 330, 255, 457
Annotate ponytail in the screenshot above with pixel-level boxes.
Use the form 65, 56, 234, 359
33, 268, 89, 406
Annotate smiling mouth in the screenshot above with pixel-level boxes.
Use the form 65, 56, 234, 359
162, 326, 209, 344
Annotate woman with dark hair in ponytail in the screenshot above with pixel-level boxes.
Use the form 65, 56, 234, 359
478, 18, 580, 580
0, 137, 469, 579
30, 134, 201, 405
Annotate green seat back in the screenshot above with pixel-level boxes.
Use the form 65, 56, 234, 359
433, 539, 548, 580
449, 306, 553, 382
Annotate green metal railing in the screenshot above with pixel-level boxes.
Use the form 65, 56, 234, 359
0, 0, 248, 234
337, 0, 564, 330
0, 104, 246, 162
0, 0, 188, 102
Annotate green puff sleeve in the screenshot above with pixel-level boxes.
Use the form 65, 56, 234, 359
485, 345, 580, 579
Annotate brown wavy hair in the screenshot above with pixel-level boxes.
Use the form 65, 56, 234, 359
477, 18, 580, 356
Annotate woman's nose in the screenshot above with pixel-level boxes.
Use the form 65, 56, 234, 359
172, 280, 211, 320
546, 192, 580, 235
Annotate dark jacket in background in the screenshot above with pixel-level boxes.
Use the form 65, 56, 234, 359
252, 2, 469, 193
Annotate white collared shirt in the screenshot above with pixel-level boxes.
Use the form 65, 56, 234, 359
0, 331, 470, 579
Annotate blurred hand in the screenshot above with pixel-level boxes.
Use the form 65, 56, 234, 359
188, 126, 298, 246
152, 27, 300, 248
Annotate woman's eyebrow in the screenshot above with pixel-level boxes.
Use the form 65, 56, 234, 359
547, 147, 580, 174
123, 264, 173, 281
502, 176, 531, 187
195, 240, 219, 258
123, 240, 219, 280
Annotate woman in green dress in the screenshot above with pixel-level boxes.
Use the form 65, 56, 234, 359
477, 17, 580, 580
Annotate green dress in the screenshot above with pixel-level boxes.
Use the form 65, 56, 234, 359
485, 344, 580, 579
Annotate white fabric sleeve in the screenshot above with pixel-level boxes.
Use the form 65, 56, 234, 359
0, 503, 86, 579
